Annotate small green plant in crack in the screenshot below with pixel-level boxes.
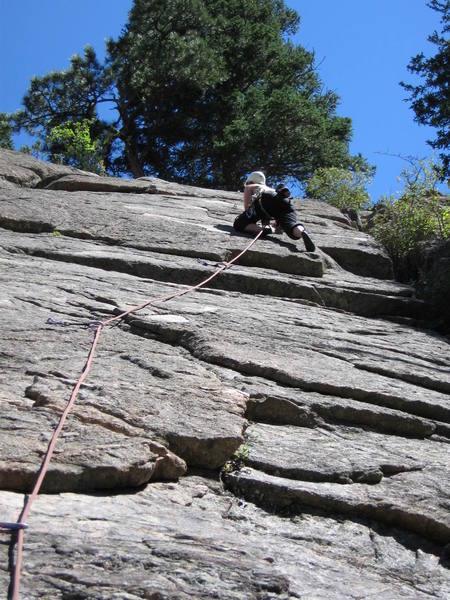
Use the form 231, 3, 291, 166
222, 443, 249, 474
51, 229, 63, 237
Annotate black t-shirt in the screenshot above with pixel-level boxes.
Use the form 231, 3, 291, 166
259, 190, 295, 220
255, 190, 299, 237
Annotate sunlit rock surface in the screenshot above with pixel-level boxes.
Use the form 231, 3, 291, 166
1, 149, 449, 598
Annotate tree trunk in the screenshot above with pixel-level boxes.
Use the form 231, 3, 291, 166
125, 146, 145, 178
116, 97, 145, 178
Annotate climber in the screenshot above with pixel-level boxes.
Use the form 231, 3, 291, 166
243, 170, 282, 231
233, 183, 316, 252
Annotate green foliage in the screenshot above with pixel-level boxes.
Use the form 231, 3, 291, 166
305, 167, 372, 211
371, 158, 450, 279
400, 1, 450, 179
0, 113, 14, 149
13, 46, 113, 137
12, 1, 369, 188
11, 46, 115, 171
20, 140, 45, 160
47, 119, 105, 174
222, 443, 249, 473
107, 0, 366, 187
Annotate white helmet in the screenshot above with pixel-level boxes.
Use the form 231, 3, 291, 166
245, 171, 266, 185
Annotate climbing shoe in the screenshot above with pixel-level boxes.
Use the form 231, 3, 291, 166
302, 231, 316, 252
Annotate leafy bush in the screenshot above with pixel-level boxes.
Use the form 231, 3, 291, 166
371, 159, 449, 280
47, 119, 105, 174
305, 167, 372, 211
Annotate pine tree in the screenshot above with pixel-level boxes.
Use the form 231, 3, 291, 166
401, 1, 450, 179
0, 113, 14, 150
12, 0, 369, 189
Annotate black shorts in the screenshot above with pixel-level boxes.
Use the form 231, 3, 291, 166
233, 204, 303, 239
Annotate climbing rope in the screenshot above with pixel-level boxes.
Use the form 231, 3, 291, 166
4, 230, 264, 600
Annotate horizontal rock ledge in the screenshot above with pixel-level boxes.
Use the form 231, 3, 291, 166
225, 467, 450, 546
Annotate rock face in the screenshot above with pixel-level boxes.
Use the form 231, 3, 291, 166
0, 149, 449, 599
415, 238, 450, 333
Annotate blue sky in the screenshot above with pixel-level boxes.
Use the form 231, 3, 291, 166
0, 0, 447, 201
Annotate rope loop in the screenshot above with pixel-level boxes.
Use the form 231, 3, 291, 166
0, 522, 28, 531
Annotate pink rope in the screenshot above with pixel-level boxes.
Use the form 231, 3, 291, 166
7, 230, 263, 599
